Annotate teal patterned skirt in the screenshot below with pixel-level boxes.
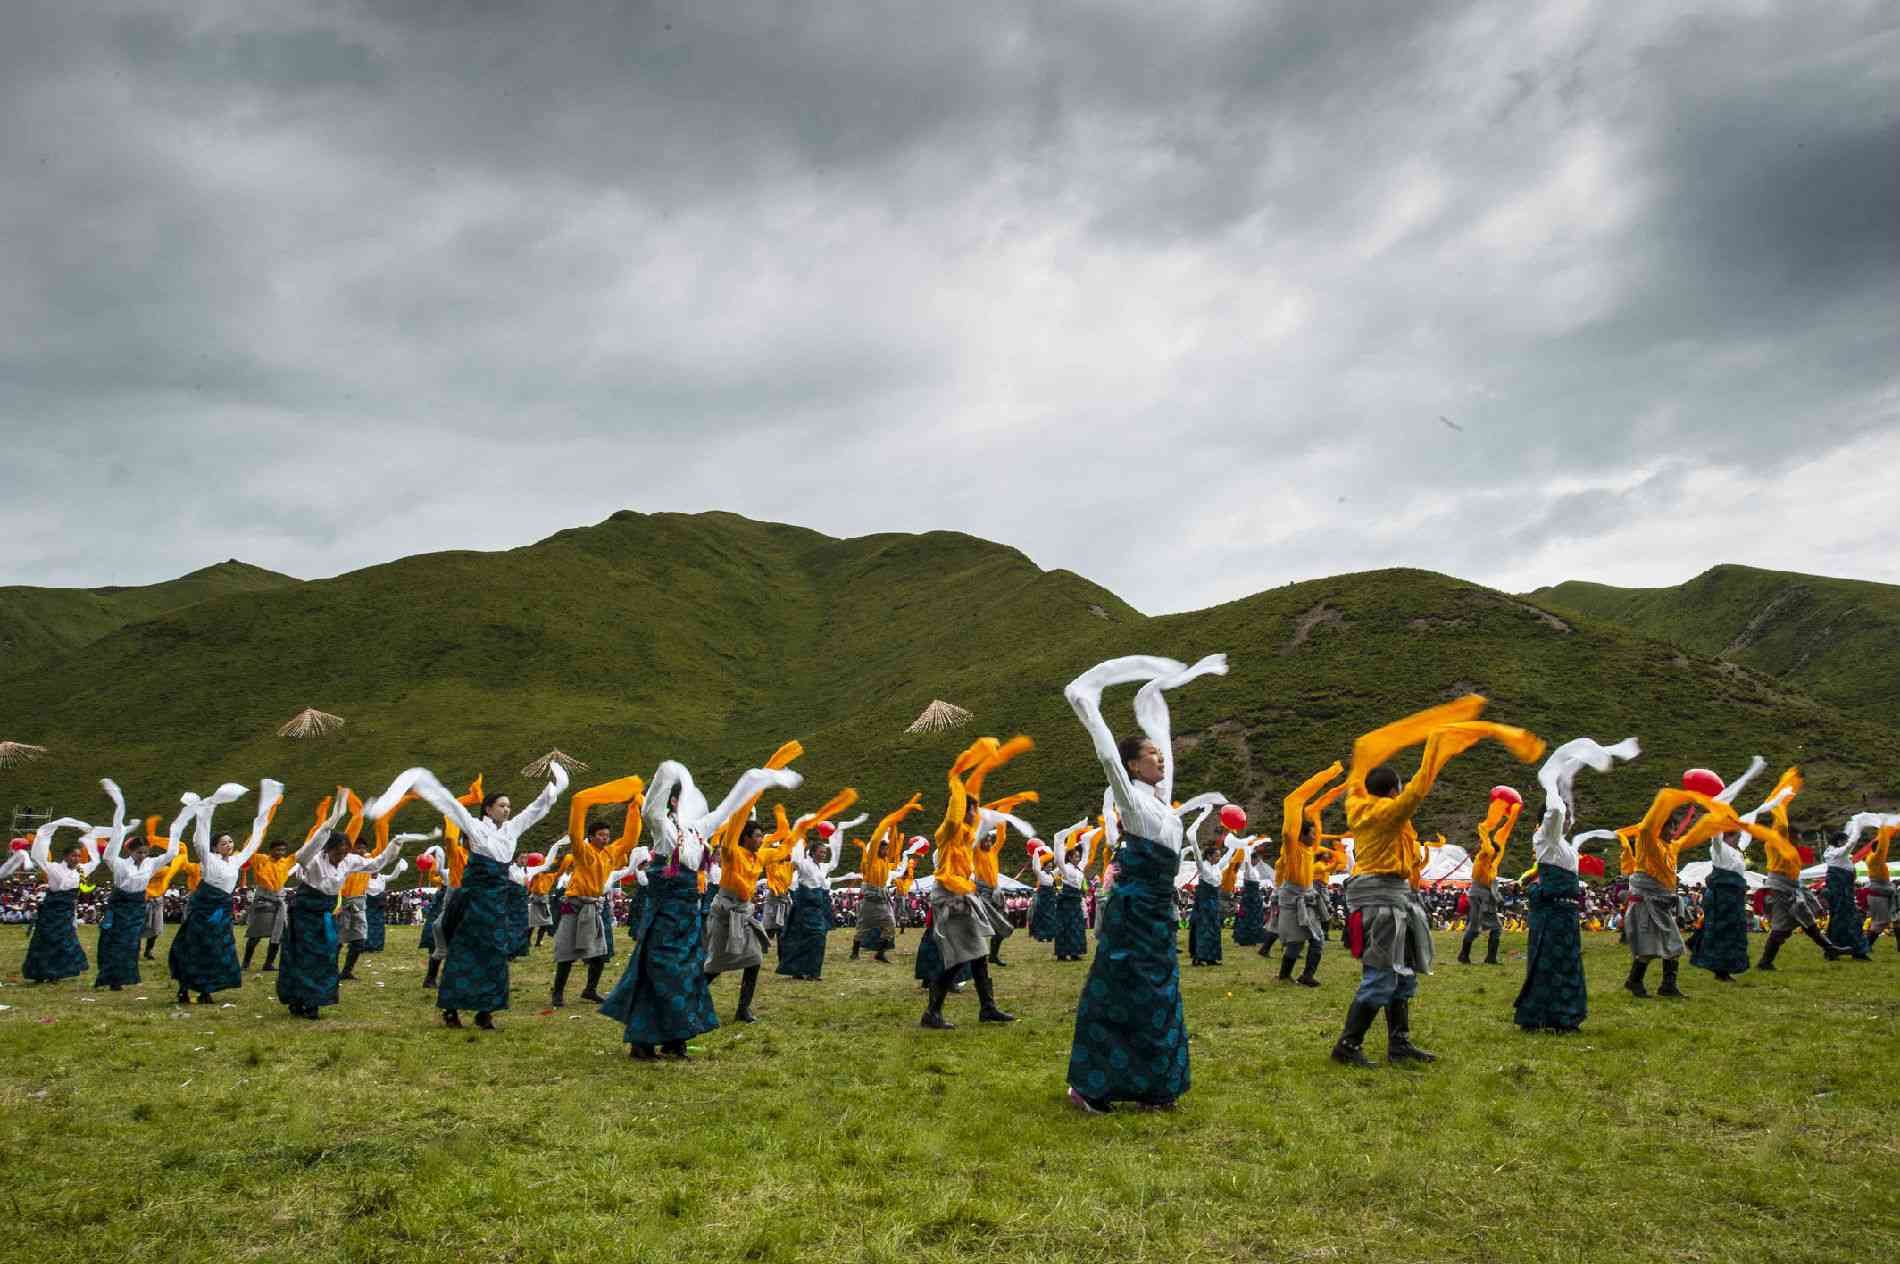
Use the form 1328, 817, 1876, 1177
914, 907, 970, 985
277, 885, 339, 1010
1067, 836, 1190, 1106
599, 868, 719, 1045
95, 888, 146, 986
1513, 866, 1587, 1031
1233, 880, 1265, 945
776, 886, 834, 978
1189, 882, 1223, 963
624, 884, 648, 935
1688, 868, 1750, 975
419, 886, 445, 954
1053, 886, 1087, 957
437, 855, 513, 1013
1824, 867, 1869, 956
168, 884, 242, 995
504, 883, 530, 959
1029, 886, 1055, 941
364, 893, 388, 952
23, 888, 87, 983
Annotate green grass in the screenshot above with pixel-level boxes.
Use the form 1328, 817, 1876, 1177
4, 514, 1899, 885
1530, 564, 1900, 725
2, 923, 1897, 1263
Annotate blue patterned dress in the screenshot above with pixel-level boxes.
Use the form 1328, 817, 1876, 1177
599, 868, 719, 1045
1188, 882, 1223, 964
1824, 866, 1870, 957
1688, 867, 1750, 975
23, 888, 88, 982
1233, 878, 1265, 946
437, 855, 513, 1014
1029, 885, 1056, 941
277, 885, 340, 1011
504, 882, 531, 959
1067, 836, 1190, 1107
1053, 885, 1088, 958
364, 892, 389, 952
775, 886, 834, 978
168, 884, 242, 996
419, 886, 446, 954
1513, 866, 1587, 1032
94, 888, 147, 986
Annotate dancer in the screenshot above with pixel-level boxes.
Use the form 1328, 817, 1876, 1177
852, 794, 922, 962
421, 776, 483, 990
366, 766, 568, 1030
365, 848, 414, 957
1843, 813, 1898, 952
973, 795, 1035, 968
1051, 822, 1094, 962
550, 775, 646, 1006
1275, 764, 1345, 987
170, 782, 278, 1004
777, 799, 859, 981
343, 820, 424, 977
1513, 737, 1640, 1033
141, 818, 188, 961
1062, 654, 1226, 1111
600, 757, 803, 1060
701, 743, 803, 1019
21, 817, 99, 983
416, 842, 447, 971
1687, 758, 1771, 982
1185, 807, 1242, 967
761, 828, 795, 947
1331, 697, 1545, 1068
1028, 841, 1057, 943
1458, 791, 1523, 966
278, 791, 400, 1020
1752, 769, 1845, 969
528, 844, 560, 947
1620, 782, 1757, 1000
242, 835, 297, 972
96, 786, 180, 990
920, 735, 1035, 1031
1821, 827, 1873, 960
1233, 839, 1269, 950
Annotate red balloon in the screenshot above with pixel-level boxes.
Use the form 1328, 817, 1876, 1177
1490, 786, 1523, 806
522, 852, 545, 868
1218, 804, 1248, 832
9, 838, 28, 852
1682, 768, 1725, 797
415, 855, 436, 871
814, 821, 836, 839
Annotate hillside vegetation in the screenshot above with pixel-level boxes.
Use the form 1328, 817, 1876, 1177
4, 514, 1896, 879
1530, 564, 1900, 725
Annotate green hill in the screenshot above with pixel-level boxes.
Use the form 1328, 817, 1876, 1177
4, 515, 1896, 880
1528, 564, 1900, 726
0, 559, 301, 677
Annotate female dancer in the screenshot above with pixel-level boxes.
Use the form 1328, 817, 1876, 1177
95, 780, 177, 990
1063, 653, 1227, 1112
974, 797, 1035, 968
777, 799, 860, 981
421, 776, 483, 989
22, 817, 100, 983
1620, 783, 1757, 999
1686, 759, 1772, 982
1843, 813, 1898, 952
1275, 764, 1344, 986
169, 782, 278, 1004
366, 766, 568, 1029
346, 824, 427, 975
1822, 823, 1873, 960
1513, 737, 1640, 1032
1184, 806, 1241, 967
1052, 822, 1094, 962
599, 757, 803, 1060
277, 792, 397, 1019
508, 841, 559, 960
1028, 843, 1057, 942
920, 737, 1034, 1029
416, 841, 447, 972
1232, 837, 1268, 949
366, 850, 414, 956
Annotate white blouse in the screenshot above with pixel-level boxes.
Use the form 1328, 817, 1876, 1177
368, 858, 408, 896
292, 815, 402, 897
194, 781, 284, 894
791, 838, 840, 891
642, 760, 803, 872
1531, 736, 1643, 873
1065, 654, 1228, 854
30, 818, 97, 891
366, 765, 567, 864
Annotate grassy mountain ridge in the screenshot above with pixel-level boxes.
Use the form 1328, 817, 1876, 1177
1529, 564, 1900, 724
0, 559, 300, 677
4, 515, 1896, 880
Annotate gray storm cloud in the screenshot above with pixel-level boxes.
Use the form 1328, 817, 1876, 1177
2, 0, 1895, 610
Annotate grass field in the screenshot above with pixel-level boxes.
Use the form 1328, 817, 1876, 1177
3, 922, 1896, 1264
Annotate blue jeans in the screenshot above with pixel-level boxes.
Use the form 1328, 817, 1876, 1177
1353, 963, 1418, 1008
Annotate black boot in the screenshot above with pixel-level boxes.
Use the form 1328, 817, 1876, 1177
735, 966, 760, 1022
850, 940, 861, 960
1278, 944, 1300, 982
580, 959, 605, 1003
262, 943, 279, 972
339, 944, 362, 980
921, 975, 954, 1029
988, 940, 1007, 968
1298, 943, 1322, 988
1330, 1001, 1379, 1068
661, 1039, 689, 1060
1484, 930, 1501, 965
243, 939, 259, 969
144, 937, 158, 960
1757, 932, 1785, 971
1259, 932, 1278, 958
176, 985, 190, 1005
423, 959, 440, 989
874, 948, 891, 963
1657, 958, 1686, 999
474, 1011, 496, 1030
1803, 925, 1845, 960
1457, 934, 1475, 965
972, 959, 1015, 1022
551, 960, 572, 1006
1625, 959, 1650, 998
442, 1008, 462, 1028
1385, 998, 1436, 1064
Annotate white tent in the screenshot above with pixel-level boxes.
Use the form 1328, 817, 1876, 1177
1677, 861, 1769, 891
1420, 844, 1472, 883
1798, 861, 1869, 885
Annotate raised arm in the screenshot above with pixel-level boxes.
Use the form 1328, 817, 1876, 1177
1283, 763, 1344, 845
31, 818, 92, 871
1066, 656, 1189, 820
525, 836, 565, 879
502, 763, 570, 844
232, 779, 285, 868
296, 790, 351, 867
100, 778, 131, 866
382, 829, 437, 871
1132, 654, 1228, 803
365, 768, 485, 840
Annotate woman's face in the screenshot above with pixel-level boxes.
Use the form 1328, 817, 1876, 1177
214, 834, 235, 857
64, 847, 86, 867
1126, 740, 1164, 786
487, 796, 513, 825
324, 842, 350, 866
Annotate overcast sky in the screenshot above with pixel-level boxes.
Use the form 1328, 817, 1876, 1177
3, 1, 1895, 612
